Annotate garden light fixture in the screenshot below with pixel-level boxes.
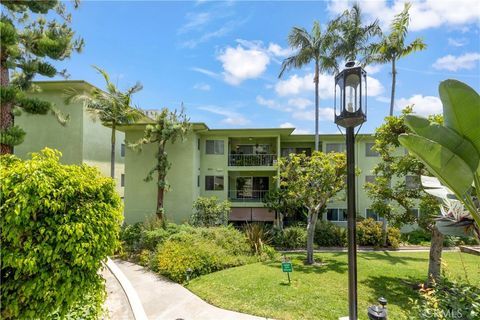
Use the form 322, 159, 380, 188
334, 61, 367, 320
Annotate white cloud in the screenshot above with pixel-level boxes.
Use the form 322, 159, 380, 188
193, 83, 211, 91
365, 64, 382, 75
448, 38, 468, 47
267, 43, 293, 57
292, 108, 335, 122
279, 122, 311, 134
396, 95, 442, 116
432, 52, 480, 71
217, 45, 270, 85
275, 72, 383, 97
191, 67, 219, 78
327, 0, 480, 31
256, 95, 285, 110
198, 105, 250, 125
288, 97, 313, 110
178, 12, 211, 34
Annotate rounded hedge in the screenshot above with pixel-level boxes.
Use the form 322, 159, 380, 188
0, 149, 123, 319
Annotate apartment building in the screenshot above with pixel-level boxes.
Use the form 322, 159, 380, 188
14, 81, 126, 197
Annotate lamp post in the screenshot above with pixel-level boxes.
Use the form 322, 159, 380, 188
334, 61, 367, 320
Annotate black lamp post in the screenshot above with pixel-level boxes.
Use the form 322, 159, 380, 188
334, 61, 367, 320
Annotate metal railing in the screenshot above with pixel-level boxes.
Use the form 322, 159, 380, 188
228, 154, 277, 166
228, 189, 269, 202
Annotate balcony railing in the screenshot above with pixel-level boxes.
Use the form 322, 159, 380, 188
228, 189, 269, 202
228, 154, 277, 166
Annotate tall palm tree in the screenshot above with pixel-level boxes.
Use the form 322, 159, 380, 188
66, 66, 143, 178
279, 21, 338, 151
329, 3, 382, 64
369, 3, 427, 115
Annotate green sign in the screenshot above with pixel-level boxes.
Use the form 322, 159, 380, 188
281, 262, 293, 273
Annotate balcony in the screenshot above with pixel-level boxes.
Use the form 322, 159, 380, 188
228, 189, 269, 202
228, 154, 277, 167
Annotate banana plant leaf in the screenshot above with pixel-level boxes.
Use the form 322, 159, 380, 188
404, 114, 479, 174
399, 134, 473, 198
439, 79, 480, 174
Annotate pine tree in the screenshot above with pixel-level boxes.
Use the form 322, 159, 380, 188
0, 0, 84, 154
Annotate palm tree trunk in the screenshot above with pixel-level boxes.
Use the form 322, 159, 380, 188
427, 226, 444, 287
306, 209, 319, 265
110, 124, 116, 178
389, 58, 396, 116
1, 61, 13, 155
314, 61, 319, 151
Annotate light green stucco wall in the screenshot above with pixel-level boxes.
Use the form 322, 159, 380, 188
16, 89, 84, 165
123, 129, 199, 224
15, 82, 125, 195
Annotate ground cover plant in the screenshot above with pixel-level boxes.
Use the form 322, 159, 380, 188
119, 221, 262, 283
0, 149, 123, 319
187, 251, 479, 320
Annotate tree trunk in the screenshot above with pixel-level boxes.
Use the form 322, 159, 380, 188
314, 60, 319, 152
306, 209, 319, 265
0, 62, 13, 155
156, 180, 165, 221
382, 219, 388, 247
110, 123, 116, 178
427, 226, 444, 287
389, 57, 396, 116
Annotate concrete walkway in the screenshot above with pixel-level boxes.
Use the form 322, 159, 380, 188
114, 259, 268, 320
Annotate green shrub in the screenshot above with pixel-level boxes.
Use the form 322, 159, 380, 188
155, 234, 251, 282
409, 276, 480, 320
281, 226, 307, 249
387, 227, 401, 249
402, 229, 431, 245
0, 149, 123, 319
244, 223, 272, 255
191, 196, 231, 227
197, 225, 250, 256
315, 220, 347, 247
260, 244, 280, 261
120, 222, 144, 253
357, 218, 383, 247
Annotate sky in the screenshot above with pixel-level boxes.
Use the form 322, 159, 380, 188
45, 0, 480, 134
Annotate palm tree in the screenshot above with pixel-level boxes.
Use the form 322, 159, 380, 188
369, 3, 427, 115
279, 21, 338, 151
66, 66, 143, 178
329, 3, 382, 64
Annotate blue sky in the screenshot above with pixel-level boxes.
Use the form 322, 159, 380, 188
49, 0, 480, 134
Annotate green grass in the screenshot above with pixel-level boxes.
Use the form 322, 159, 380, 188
187, 252, 480, 320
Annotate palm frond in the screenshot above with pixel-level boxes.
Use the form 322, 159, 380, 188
401, 38, 427, 57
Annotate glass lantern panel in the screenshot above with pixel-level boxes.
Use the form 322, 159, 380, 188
345, 73, 360, 112
335, 84, 342, 115
362, 73, 367, 115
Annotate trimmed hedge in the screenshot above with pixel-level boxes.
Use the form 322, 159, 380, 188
315, 220, 347, 247
0, 149, 123, 319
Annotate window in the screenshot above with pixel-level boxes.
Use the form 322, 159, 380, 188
366, 209, 384, 221
281, 148, 295, 157
121, 173, 125, 187
365, 175, 376, 184
205, 176, 224, 191
206, 140, 224, 155
326, 143, 346, 153
197, 175, 200, 187
197, 139, 200, 150
326, 208, 347, 221
406, 175, 420, 190
121, 143, 126, 157
365, 142, 379, 157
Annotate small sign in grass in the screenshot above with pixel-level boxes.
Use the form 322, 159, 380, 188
281, 256, 293, 284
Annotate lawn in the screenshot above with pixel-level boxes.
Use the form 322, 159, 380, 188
187, 251, 480, 320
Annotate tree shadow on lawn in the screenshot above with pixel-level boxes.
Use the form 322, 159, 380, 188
358, 251, 428, 265
361, 275, 422, 313
263, 258, 348, 275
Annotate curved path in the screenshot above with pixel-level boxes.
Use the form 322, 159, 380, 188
113, 259, 269, 320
